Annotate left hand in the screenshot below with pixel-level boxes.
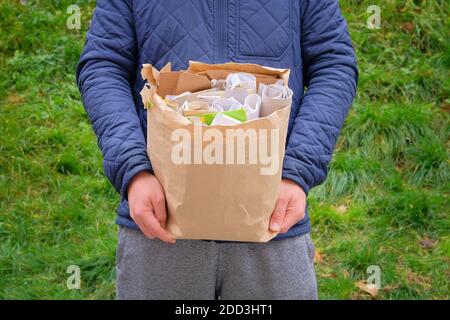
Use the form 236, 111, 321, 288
269, 179, 307, 234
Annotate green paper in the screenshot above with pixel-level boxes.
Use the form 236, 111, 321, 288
202, 108, 247, 125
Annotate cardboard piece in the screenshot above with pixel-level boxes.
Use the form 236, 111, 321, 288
141, 61, 292, 242
199, 69, 281, 90
141, 63, 211, 98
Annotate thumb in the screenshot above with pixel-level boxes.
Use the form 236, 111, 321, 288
270, 197, 288, 232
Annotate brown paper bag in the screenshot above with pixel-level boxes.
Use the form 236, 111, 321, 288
141, 61, 291, 242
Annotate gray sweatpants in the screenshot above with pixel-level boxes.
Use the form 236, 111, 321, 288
116, 227, 317, 300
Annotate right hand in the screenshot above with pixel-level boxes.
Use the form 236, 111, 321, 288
127, 171, 176, 244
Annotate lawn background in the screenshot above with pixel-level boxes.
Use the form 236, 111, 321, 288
0, 0, 448, 299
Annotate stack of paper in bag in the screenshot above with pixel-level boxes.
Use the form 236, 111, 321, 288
140, 61, 293, 242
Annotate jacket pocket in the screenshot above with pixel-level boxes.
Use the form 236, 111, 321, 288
236, 0, 292, 59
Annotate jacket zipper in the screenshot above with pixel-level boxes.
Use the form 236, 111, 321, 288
216, 0, 227, 62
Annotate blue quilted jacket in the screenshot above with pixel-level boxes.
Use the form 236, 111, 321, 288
77, 0, 358, 239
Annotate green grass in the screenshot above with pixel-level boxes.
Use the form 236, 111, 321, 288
0, 0, 449, 299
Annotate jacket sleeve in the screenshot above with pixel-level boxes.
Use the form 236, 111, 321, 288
282, 0, 358, 194
76, 0, 152, 198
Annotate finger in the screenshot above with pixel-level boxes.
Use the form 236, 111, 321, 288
132, 212, 156, 239
270, 198, 288, 232
280, 208, 305, 234
144, 214, 176, 244
153, 194, 167, 228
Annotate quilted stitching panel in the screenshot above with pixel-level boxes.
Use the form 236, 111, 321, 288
237, 0, 291, 58
134, 0, 215, 71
